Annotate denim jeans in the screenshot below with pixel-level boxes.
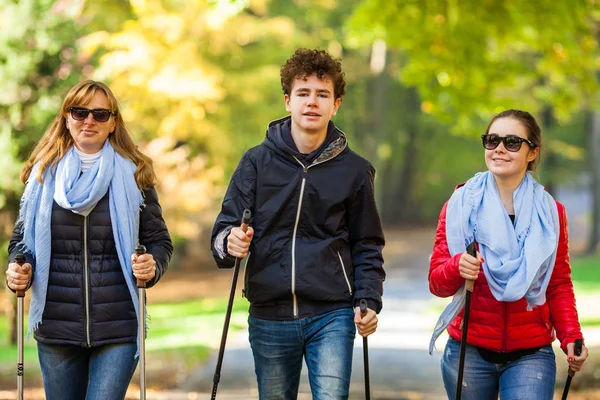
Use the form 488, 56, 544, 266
37, 342, 138, 400
248, 307, 356, 400
441, 337, 556, 400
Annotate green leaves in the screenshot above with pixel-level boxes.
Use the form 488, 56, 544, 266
350, 0, 600, 134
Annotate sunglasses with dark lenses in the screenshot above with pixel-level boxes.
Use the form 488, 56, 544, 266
68, 107, 115, 123
481, 134, 536, 152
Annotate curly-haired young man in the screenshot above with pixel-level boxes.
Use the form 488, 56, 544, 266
211, 48, 385, 399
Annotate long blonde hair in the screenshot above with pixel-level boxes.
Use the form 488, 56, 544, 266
21, 80, 156, 189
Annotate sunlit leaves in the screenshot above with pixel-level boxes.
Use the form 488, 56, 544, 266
350, 0, 600, 134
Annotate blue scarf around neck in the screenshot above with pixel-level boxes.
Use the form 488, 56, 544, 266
17, 141, 144, 353
429, 171, 559, 354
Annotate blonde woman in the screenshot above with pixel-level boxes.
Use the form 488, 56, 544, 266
5, 80, 172, 400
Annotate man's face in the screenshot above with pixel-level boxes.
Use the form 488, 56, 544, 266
284, 73, 341, 136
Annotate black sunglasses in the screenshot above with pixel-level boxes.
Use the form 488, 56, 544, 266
68, 107, 115, 123
481, 134, 536, 152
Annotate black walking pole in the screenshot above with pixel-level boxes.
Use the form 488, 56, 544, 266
135, 244, 148, 400
211, 209, 252, 400
359, 299, 371, 400
561, 338, 583, 400
14, 254, 26, 400
456, 241, 477, 400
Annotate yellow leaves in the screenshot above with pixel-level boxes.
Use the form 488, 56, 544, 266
148, 66, 223, 102
553, 42, 567, 61
376, 143, 392, 161
437, 71, 452, 87
546, 139, 584, 161
141, 136, 224, 239
421, 101, 434, 114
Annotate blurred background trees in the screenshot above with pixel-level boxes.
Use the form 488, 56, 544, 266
1, 0, 599, 273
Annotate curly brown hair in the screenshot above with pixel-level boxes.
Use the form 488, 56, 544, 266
280, 48, 346, 99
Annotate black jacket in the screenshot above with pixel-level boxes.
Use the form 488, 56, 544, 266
8, 187, 172, 347
211, 117, 385, 320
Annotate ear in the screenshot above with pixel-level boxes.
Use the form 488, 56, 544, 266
65, 115, 71, 131
527, 147, 539, 163
284, 94, 291, 112
332, 97, 342, 116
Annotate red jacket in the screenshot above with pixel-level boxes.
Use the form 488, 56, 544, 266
429, 199, 582, 354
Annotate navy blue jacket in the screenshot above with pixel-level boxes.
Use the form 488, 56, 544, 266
211, 117, 385, 320
8, 187, 172, 347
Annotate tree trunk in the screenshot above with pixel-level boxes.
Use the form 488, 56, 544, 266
396, 88, 420, 222
587, 110, 600, 253
541, 107, 557, 196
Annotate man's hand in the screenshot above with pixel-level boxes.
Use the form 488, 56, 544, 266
227, 226, 254, 258
354, 305, 377, 337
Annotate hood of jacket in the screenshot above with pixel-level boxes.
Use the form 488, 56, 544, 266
263, 116, 348, 166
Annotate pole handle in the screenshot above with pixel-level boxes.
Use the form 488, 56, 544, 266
568, 338, 584, 377
359, 299, 368, 317
135, 245, 147, 288
240, 209, 251, 233
14, 254, 26, 298
465, 242, 477, 292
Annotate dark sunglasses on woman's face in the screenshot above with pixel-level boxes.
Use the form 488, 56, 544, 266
481, 134, 536, 152
68, 107, 115, 123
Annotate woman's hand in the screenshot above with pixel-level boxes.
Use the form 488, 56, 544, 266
458, 251, 483, 281
567, 341, 588, 372
132, 252, 156, 283
6, 261, 32, 291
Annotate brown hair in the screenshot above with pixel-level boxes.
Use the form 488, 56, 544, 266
485, 109, 542, 171
21, 80, 156, 188
280, 48, 346, 99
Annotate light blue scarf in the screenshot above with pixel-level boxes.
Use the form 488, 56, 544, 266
17, 141, 144, 353
429, 171, 559, 354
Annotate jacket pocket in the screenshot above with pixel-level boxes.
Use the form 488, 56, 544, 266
337, 251, 352, 295
538, 303, 551, 331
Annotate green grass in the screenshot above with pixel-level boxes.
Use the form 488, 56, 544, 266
571, 255, 600, 294
0, 297, 248, 379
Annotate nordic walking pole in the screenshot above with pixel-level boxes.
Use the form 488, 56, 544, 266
135, 244, 148, 400
14, 254, 26, 400
359, 299, 371, 400
561, 338, 583, 400
211, 209, 252, 400
456, 241, 477, 400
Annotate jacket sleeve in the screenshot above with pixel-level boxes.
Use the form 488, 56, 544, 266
347, 164, 385, 313
211, 152, 257, 269
139, 187, 173, 288
7, 220, 36, 291
428, 202, 464, 297
546, 201, 583, 354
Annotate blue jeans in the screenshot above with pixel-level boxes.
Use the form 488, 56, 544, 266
248, 308, 355, 400
441, 337, 556, 400
37, 342, 138, 400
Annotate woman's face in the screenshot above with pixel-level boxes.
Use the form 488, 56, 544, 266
66, 91, 115, 154
484, 117, 539, 181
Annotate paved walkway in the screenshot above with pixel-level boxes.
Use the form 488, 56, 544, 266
177, 224, 600, 399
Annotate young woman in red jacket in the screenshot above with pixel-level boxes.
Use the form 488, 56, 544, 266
428, 109, 588, 399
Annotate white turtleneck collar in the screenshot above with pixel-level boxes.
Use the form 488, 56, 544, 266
74, 147, 101, 172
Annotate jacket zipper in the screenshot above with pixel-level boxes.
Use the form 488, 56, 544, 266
291, 165, 308, 318
337, 251, 352, 295
83, 215, 91, 347
289, 142, 347, 318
